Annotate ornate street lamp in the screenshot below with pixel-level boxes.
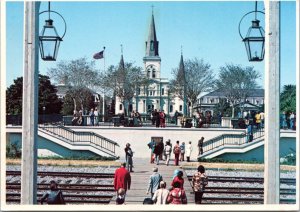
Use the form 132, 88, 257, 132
39, 2, 66, 61
239, 1, 265, 62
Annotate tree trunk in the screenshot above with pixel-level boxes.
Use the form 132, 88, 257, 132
190, 102, 194, 117
72, 98, 77, 111
232, 106, 235, 118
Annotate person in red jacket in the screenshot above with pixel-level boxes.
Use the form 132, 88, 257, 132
167, 181, 187, 204
114, 162, 131, 198
171, 170, 184, 189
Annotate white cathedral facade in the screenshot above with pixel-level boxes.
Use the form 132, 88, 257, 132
115, 13, 184, 117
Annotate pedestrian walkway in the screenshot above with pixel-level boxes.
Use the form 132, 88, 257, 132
110, 157, 195, 204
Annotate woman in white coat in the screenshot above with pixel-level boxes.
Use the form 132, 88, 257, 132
186, 141, 193, 162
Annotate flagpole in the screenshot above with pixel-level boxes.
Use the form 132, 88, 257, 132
102, 46, 105, 122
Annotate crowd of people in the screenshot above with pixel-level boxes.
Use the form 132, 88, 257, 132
147, 138, 199, 166
39, 140, 208, 205
146, 137, 206, 165
151, 109, 167, 128
280, 111, 296, 130
71, 108, 100, 126
113, 162, 208, 205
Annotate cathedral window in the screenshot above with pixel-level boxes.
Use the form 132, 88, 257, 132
119, 104, 123, 110
179, 105, 183, 111
150, 41, 154, 51
162, 88, 164, 95
152, 70, 156, 78
147, 70, 150, 77
170, 105, 173, 113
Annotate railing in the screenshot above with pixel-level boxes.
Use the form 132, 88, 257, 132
202, 128, 265, 153
39, 125, 119, 157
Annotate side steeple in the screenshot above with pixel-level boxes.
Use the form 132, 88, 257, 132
145, 12, 159, 57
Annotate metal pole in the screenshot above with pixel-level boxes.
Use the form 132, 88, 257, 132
102, 47, 106, 122
296, 0, 300, 206
264, 0, 280, 204
21, 1, 40, 204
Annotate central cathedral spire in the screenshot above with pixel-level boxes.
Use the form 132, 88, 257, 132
145, 11, 159, 57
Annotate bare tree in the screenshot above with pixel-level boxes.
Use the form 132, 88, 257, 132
47, 57, 101, 111
170, 57, 215, 116
216, 64, 261, 117
47, 57, 100, 88
102, 61, 146, 116
62, 86, 95, 115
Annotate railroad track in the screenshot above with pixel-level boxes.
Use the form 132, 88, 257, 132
6, 171, 115, 204
6, 171, 114, 178
187, 175, 296, 185
186, 175, 296, 204
6, 171, 296, 204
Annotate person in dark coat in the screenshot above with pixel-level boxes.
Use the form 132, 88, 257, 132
198, 137, 204, 155
155, 110, 160, 128
124, 143, 133, 172
40, 180, 65, 205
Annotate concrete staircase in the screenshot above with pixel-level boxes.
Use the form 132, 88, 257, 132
39, 125, 119, 158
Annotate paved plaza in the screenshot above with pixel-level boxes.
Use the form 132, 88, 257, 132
111, 158, 195, 204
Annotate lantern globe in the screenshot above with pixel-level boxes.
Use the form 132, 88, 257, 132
243, 19, 265, 62
39, 19, 62, 61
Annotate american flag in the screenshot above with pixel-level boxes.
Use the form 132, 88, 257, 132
93, 50, 104, 59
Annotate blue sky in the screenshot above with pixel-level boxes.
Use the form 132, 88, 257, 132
6, 1, 296, 88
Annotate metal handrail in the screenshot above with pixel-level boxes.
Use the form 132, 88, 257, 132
202, 128, 264, 153
39, 125, 119, 155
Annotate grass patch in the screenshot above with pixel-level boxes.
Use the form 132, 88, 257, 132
198, 158, 263, 164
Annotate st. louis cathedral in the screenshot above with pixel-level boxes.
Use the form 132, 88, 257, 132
115, 12, 184, 116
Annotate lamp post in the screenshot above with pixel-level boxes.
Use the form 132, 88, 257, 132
264, 0, 280, 204
21, 1, 66, 204
239, 1, 265, 62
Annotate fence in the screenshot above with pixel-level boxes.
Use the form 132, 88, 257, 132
40, 125, 119, 156
202, 128, 265, 153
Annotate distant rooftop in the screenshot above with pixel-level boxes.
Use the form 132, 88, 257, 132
202, 89, 264, 98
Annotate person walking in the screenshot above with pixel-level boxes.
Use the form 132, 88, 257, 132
179, 142, 185, 161
164, 140, 172, 166
78, 110, 84, 126
192, 165, 208, 204
259, 111, 265, 129
245, 119, 253, 143
116, 188, 126, 205
174, 110, 179, 125
124, 143, 134, 172
153, 140, 162, 165
147, 139, 156, 163
94, 107, 99, 126
173, 141, 181, 166
155, 110, 161, 128
198, 137, 204, 156
167, 181, 187, 204
40, 180, 65, 205
152, 181, 169, 205
171, 170, 184, 189
147, 167, 163, 198
114, 162, 131, 202
89, 108, 95, 126
159, 110, 166, 128
255, 111, 261, 129
290, 112, 295, 130
151, 109, 157, 125
185, 141, 193, 162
